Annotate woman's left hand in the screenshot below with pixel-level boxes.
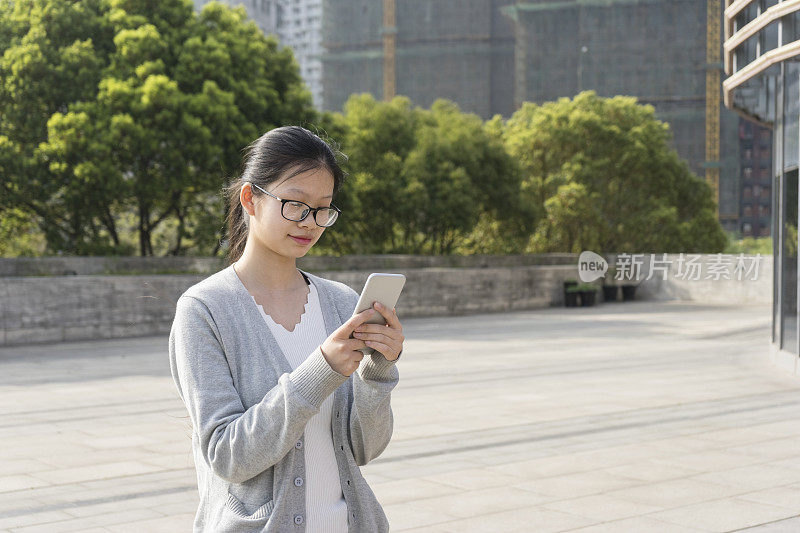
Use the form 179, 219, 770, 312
351, 302, 404, 361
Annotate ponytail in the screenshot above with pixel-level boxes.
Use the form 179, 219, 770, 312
223, 177, 249, 265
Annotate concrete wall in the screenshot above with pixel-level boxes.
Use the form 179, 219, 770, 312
0, 253, 576, 277
0, 254, 771, 347
0, 263, 576, 347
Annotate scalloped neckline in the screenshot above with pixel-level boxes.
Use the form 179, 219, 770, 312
252, 281, 315, 334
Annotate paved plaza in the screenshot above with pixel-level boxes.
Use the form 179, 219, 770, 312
2, 300, 800, 532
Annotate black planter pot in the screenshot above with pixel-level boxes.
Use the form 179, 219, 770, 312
563, 280, 578, 306
621, 284, 637, 301
602, 285, 618, 302
579, 290, 596, 306
565, 291, 580, 307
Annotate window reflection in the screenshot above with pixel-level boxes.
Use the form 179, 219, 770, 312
781, 169, 798, 353
785, 63, 800, 170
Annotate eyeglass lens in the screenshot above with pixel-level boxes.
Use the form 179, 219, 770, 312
283, 201, 338, 226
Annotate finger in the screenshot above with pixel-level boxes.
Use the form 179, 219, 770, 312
363, 339, 395, 359
352, 309, 385, 339
338, 308, 376, 338
346, 338, 368, 351
347, 309, 383, 339
371, 302, 402, 330
355, 317, 403, 336
353, 329, 401, 345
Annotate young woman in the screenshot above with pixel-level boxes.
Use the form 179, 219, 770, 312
168, 126, 404, 532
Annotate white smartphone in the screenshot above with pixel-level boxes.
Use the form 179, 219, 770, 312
351, 273, 406, 355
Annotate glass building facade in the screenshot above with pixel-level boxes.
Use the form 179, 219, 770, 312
724, 0, 800, 364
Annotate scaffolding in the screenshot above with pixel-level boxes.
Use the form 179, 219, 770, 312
322, 0, 516, 119
707, 0, 722, 219
382, 0, 396, 101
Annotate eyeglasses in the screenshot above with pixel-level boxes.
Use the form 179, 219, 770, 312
248, 182, 341, 227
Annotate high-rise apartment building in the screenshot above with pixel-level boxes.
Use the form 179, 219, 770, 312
278, 0, 324, 109
738, 119, 773, 238
193, 0, 324, 109
194, 0, 281, 35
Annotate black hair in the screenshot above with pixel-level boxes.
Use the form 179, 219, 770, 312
222, 126, 347, 264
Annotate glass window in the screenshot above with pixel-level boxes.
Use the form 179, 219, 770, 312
784, 11, 800, 42
736, 3, 759, 30
795, 11, 800, 43
774, 168, 780, 343
745, 34, 758, 64
781, 169, 798, 353
787, 65, 800, 172
735, 12, 746, 33
732, 35, 758, 71
781, 12, 800, 45
763, 21, 779, 54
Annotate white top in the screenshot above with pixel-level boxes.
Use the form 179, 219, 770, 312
251, 278, 349, 533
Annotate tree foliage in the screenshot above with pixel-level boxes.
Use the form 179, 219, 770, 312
0, 0, 315, 255
325, 94, 527, 255
0, 8, 727, 260
503, 91, 727, 254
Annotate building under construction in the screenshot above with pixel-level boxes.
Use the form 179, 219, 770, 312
321, 0, 765, 234
321, 0, 516, 119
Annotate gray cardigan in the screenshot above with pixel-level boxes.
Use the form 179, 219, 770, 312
168, 264, 399, 532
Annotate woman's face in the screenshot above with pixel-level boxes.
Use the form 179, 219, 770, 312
241, 165, 335, 259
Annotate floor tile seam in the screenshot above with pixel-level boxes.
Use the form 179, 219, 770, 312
0, 484, 196, 519
376, 400, 800, 463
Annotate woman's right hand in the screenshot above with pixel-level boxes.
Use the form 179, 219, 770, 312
320, 307, 377, 376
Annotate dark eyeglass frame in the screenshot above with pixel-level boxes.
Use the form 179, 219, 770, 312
248, 182, 341, 227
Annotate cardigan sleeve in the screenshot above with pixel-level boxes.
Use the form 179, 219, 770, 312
346, 290, 401, 466
168, 295, 349, 483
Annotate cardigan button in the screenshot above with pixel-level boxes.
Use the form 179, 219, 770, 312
294, 476, 303, 487
336, 411, 340, 418
295, 441, 303, 450
294, 514, 303, 525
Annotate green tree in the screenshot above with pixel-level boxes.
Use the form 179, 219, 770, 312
402, 100, 525, 254
503, 91, 726, 254
452, 113, 535, 255
322, 93, 420, 254
1, 0, 316, 256
723, 230, 772, 255
528, 181, 604, 253
0, 0, 116, 253
328, 94, 526, 255
0, 207, 47, 256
